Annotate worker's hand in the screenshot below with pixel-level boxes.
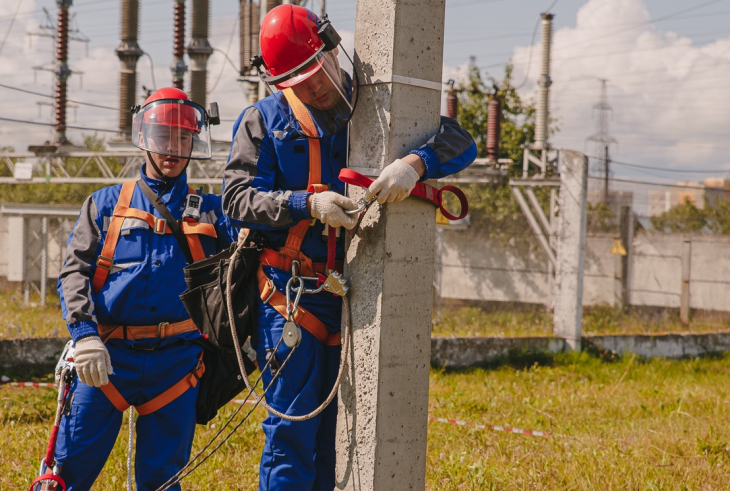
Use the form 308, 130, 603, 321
74, 336, 113, 387
310, 192, 359, 230
365, 159, 420, 204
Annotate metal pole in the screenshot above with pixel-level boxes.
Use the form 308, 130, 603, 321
116, 0, 143, 139
603, 144, 609, 204
40, 217, 48, 307
680, 238, 691, 324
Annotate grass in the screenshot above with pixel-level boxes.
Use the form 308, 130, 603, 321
0, 290, 69, 340
4, 353, 730, 489
432, 303, 730, 337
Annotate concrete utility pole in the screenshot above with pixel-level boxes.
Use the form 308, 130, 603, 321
587, 79, 617, 204
54, 0, 72, 144
171, 0, 186, 90
553, 150, 588, 349
187, 0, 213, 108
335, 0, 446, 488
116, 0, 143, 139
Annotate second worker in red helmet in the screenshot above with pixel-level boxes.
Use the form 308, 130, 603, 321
223, 6, 477, 491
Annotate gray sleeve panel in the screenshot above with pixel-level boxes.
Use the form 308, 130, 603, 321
59, 196, 100, 325
424, 116, 476, 163
223, 106, 297, 227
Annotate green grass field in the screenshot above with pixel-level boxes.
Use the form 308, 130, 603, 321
3, 352, 730, 490
3, 287, 729, 340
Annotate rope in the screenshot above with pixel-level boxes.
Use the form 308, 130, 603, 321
155, 241, 352, 490
227, 242, 352, 422
127, 407, 134, 491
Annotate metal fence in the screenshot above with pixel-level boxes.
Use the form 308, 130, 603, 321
0, 118, 230, 303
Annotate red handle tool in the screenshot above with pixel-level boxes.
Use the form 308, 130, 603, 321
338, 168, 469, 221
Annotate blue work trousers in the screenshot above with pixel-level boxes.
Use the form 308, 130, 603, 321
254, 269, 342, 491
54, 339, 202, 491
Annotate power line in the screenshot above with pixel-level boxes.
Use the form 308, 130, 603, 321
0, 0, 24, 59
0, 83, 117, 110
586, 156, 727, 174
0, 116, 121, 133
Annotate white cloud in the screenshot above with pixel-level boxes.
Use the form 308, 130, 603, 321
506, 0, 730, 174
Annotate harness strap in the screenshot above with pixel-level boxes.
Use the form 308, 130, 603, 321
259, 248, 342, 277
99, 352, 205, 415
91, 182, 211, 294
282, 87, 322, 186
97, 319, 198, 343
92, 181, 135, 293
257, 265, 341, 346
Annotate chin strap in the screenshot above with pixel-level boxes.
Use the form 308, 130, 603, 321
145, 151, 191, 183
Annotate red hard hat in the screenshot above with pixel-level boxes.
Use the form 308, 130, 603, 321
260, 5, 323, 80
142, 87, 200, 133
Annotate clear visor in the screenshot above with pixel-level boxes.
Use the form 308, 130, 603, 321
263, 51, 356, 138
132, 100, 212, 160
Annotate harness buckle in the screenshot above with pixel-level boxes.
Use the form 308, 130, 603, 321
158, 321, 169, 338
96, 255, 113, 271
154, 217, 167, 235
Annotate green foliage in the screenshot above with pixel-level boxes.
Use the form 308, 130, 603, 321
651, 199, 707, 233
456, 64, 536, 173
586, 202, 618, 233
650, 194, 730, 234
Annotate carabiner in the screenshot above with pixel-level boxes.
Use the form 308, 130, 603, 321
345, 197, 376, 215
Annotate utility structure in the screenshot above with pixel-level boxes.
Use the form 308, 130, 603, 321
486, 90, 502, 162
587, 78, 617, 204
508, 11, 589, 350
239, 0, 282, 104
445, 79, 458, 119
171, 0, 186, 89
239, 0, 260, 105
29, 1, 89, 144
187, 0, 213, 108
115, 0, 143, 139
522, 12, 553, 178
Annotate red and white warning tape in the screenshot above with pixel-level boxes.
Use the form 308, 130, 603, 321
0, 375, 55, 387
2, 376, 566, 440
429, 416, 566, 439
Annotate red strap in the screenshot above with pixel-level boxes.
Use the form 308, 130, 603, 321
29, 473, 66, 491
99, 352, 206, 415
338, 168, 470, 221
327, 225, 336, 273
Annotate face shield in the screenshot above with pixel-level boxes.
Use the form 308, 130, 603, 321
132, 99, 212, 160
263, 50, 356, 139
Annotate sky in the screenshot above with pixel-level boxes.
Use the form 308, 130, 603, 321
1, 0, 729, 195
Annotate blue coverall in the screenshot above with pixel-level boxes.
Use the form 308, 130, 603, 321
55, 167, 235, 491
222, 90, 477, 491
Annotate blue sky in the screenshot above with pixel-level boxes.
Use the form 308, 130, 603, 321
1, 0, 729, 197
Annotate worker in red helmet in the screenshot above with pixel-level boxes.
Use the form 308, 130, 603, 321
224, 5, 476, 491
52, 87, 236, 490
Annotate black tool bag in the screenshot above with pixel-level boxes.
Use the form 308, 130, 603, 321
180, 242, 260, 424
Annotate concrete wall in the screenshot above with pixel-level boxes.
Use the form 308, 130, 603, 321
440, 229, 730, 312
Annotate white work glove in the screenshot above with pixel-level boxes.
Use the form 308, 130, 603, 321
310, 191, 359, 230
74, 336, 113, 387
365, 159, 420, 204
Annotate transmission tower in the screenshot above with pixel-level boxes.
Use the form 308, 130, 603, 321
587, 79, 617, 203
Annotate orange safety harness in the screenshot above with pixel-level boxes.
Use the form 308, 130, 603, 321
256, 89, 341, 346
91, 179, 216, 415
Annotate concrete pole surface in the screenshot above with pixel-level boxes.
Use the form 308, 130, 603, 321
335, 0, 446, 489
553, 150, 588, 350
